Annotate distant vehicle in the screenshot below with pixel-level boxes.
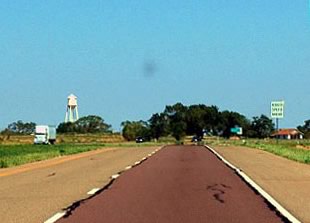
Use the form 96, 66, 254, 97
191, 135, 202, 142
135, 136, 145, 143
34, 125, 56, 145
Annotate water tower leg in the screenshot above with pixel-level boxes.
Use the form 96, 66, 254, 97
65, 108, 69, 123
75, 106, 79, 121
69, 108, 74, 122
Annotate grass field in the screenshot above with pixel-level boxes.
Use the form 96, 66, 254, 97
0, 133, 126, 145
0, 142, 169, 168
0, 144, 101, 168
207, 138, 310, 164
2, 134, 309, 168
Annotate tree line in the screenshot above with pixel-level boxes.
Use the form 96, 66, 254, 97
57, 115, 112, 134
121, 103, 277, 141
0, 104, 309, 140
0, 115, 112, 135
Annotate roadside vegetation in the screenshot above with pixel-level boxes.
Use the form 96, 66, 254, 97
0, 133, 125, 145
208, 138, 310, 164
1, 104, 308, 144
0, 141, 169, 168
122, 103, 278, 142
0, 144, 101, 168
0, 103, 308, 167
121, 103, 309, 142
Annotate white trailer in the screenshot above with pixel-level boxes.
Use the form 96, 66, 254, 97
34, 125, 56, 145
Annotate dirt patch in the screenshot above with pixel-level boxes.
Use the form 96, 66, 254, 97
296, 145, 310, 150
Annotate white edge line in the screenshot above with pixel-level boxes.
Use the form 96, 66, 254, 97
125, 166, 132, 170
44, 146, 165, 223
111, 174, 120, 179
87, 188, 100, 195
44, 212, 66, 223
205, 145, 301, 223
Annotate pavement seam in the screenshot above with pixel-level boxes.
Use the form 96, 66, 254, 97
43, 146, 164, 222
205, 145, 301, 223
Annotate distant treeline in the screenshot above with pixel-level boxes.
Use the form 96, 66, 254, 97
1, 103, 309, 141
0, 116, 112, 135
121, 103, 310, 141
56, 115, 112, 134
122, 103, 272, 141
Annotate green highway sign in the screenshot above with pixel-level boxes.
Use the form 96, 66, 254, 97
271, 100, 285, 118
230, 127, 243, 135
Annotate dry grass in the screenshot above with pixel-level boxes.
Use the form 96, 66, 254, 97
0, 133, 125, 145
207, 138, 310, 164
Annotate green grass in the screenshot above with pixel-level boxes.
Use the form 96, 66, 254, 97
0, 142, 167, 168
207, 138, 310, 164
0, 144, 102, 168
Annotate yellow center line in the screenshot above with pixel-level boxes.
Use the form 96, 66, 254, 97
0, 147, 117, 178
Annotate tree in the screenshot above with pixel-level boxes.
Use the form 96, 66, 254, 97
121, 120, 150, 141
249, 115, 274, 138
57, 122, 77, 133
148, 113, 169, 140
204, 105, 221, 135
75, 115, 111, 133
57, 115, 111, 134
297, 119, 310, 139
170, 117, 187, 141
164, 103, 187, 141
219, 111, 251, 138
186, 104, 207, 137
4, 120, 36, 135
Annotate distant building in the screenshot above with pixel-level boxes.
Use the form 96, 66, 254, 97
271, 128, 304, 140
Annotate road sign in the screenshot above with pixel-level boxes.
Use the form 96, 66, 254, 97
230, 127, 243, 135
271, 101, 285, 118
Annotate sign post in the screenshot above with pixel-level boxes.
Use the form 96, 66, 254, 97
271, 100, 285, 141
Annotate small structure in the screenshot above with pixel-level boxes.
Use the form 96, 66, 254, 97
271, 128, 304, 140
65, 94, 79, 123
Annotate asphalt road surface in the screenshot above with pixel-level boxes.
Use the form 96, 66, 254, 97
57, 146, 285, 223
0, 147, 159, 223
213, 145, 309, 222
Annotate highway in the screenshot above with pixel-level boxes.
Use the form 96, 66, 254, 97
0, 147, 159, 223
57, 146, 285, 223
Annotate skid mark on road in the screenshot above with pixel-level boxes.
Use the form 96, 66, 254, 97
206, 183, 232, 204
47, 172, 56, 177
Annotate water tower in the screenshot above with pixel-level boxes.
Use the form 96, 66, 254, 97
65, 94, 79, 123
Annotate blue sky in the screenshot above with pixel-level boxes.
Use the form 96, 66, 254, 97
0, 0, 309, 130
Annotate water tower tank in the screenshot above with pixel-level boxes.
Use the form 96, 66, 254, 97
68, 94, 77, 107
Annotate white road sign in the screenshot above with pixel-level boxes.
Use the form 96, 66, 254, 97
271, 101, 285, 118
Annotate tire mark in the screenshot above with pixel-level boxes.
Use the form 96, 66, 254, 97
207, 183, 231, 203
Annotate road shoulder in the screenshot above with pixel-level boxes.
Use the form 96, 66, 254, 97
212, 145, 310, 223
0, 146, 160, 223
0, 147, 116, 177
